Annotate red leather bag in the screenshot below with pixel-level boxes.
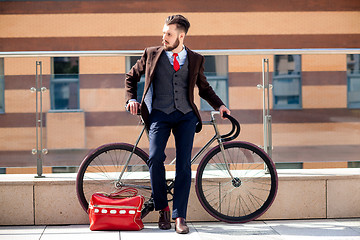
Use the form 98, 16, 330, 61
88, 188, 145, 231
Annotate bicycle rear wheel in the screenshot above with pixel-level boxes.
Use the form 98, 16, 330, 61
195, 141, 278, 223
76, 143, 151, 212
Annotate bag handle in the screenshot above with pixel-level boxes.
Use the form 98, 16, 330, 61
108, 187, 138, 198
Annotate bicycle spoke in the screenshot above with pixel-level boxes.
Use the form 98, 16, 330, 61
239, 194, 251, 215
196, 142, 277, 223
77, 143, 152, 213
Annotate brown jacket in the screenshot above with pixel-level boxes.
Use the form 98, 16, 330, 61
125, 46, 224, 132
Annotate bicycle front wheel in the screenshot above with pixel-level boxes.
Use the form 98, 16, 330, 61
195, 141, 278, 223
76, 143, 151, 212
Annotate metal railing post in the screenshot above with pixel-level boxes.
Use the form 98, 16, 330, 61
258, 59, 273, 159
31, 61, 47, 178
264, 59, 273, 158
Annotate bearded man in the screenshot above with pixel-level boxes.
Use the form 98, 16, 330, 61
125, 15, 230, 234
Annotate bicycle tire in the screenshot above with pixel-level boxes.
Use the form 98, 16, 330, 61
76, 143, 151, 213
195, 141, 278, 223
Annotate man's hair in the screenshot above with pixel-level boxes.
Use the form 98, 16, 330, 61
165, 15, 190, 34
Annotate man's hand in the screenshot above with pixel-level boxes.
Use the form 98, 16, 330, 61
126, 101, 140, 115
219, 105, 231, 119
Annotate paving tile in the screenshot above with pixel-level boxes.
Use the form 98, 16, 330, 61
192, 221, 282, 240
334, 219, 360, 235
120, 223, 201, 240
0, 226, 45, 240
265, 219, 360, 240
41, 225, 119, 240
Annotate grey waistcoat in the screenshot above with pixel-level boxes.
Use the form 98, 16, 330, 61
152, 52, 193, 115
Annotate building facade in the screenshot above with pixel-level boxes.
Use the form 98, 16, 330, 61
0, 0, 359, 173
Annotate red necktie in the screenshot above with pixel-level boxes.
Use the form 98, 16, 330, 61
173, 53, 180, 71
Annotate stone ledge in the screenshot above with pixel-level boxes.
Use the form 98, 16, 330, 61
0, 168, 359, 225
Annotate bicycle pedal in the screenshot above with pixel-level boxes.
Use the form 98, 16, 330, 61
141, 200, 155, 219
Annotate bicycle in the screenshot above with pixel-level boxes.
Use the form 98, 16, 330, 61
76, 111, 278, 223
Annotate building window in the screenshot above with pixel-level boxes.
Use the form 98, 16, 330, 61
126, 56, 145, 103
273, 55, 302, 109
347, 54, 360, 109
0, 58, 4, 113
51, 57, 79, 110
200, 55, 228, 111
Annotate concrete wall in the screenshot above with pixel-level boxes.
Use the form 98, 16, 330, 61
0, 169, 359, 225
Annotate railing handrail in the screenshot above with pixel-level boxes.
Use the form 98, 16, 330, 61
1, 48, 360, 58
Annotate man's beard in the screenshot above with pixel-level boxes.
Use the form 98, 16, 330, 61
163, 37, 180, 51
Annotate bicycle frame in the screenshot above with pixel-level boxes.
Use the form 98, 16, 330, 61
117, 111, 237, 184
76, 110, 278, 223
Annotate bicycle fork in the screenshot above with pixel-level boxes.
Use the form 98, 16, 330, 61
211, 113, 235, 180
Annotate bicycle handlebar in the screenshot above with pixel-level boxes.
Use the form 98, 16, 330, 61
220, 112, 241, 142
126, 106, 241, 141
125, 104, 141, 116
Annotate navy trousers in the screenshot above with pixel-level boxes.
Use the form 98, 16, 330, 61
148, 109, 198, 219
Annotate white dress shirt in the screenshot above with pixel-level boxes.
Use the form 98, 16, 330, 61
165, 45, 187, 68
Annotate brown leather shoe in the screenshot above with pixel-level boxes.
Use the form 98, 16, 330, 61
158, 211, 171, 230
175, 217, 189, 234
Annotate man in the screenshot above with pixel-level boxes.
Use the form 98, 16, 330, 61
125, 15, 230, 234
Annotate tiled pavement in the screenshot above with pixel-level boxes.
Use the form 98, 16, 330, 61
1, 218, 360, 240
